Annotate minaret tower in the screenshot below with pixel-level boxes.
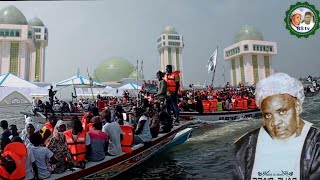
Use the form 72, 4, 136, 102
224, 25, 277, 86
157, 26, 184, 85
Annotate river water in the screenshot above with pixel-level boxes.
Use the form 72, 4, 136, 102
1, 94, 319, 180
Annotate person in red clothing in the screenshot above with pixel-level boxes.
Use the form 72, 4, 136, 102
81, 112, 93, 132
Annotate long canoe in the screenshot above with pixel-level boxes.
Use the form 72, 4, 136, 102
48, 123, 192, 180
20, 108, 262, 124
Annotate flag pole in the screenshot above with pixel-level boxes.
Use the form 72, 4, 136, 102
136, 60, 139, 106
211, 46, 218, 87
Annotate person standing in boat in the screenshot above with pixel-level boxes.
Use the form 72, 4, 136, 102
234, 73, 320, 180
163, 65, 180, 125
133, 107, 152, 144
101, 109, 123, 156
155, 71, 167, 104
48, 85, 57, 113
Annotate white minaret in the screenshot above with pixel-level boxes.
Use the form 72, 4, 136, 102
223, 25, 277, 86
28, 17, 48, 82
157, 26, 184, 85
0, 5, 48, 82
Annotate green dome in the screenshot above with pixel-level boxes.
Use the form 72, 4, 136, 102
128, 70, 144, 79
0, 5, 28, 25
162, 26, 178, 34
28, 17, 44, 26
234, 25, 263, 43
94, 57, 134, 82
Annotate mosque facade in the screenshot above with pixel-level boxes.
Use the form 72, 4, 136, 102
224, 25, 277, 86
157, 26, 184, 85
0, 5, 48, 82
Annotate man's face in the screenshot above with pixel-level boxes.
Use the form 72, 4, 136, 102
304, 14, 312, 24
166, 66, 172, 73
157, 73, 162, 80
27, 124, 35, 134
9, 126, 17, 134
86, 116, 92, 123
57, 124, 66, 132
261, 94, 300, 139
292, 14, 301, 26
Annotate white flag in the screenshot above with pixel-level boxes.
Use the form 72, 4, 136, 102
206, 48, 218, 73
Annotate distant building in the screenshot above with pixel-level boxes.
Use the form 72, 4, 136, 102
157, 26, 184, 85
0, 5, 48, 82
223, 25, 277, 86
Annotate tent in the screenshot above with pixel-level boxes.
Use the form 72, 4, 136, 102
55, 74, 105, 87
0, 73, 39, 88
75, 86, 114, 98
118, 82, 141, 90
0, 73, 48, 105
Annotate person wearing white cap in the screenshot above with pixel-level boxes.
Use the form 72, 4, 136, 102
300, 11, 315, 32
234, 73, 320, 180
291, 9, 302, 30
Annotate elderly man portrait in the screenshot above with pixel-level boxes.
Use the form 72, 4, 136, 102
234, 73, 320, 180
290, 10, 302, 29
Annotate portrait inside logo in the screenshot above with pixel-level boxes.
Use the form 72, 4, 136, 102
290, 7, 315, 33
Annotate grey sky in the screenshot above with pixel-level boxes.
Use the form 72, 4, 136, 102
2, 0, 320, 86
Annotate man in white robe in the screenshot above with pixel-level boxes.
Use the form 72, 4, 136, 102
234, 73, 320, 180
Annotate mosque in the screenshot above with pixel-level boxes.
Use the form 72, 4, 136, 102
224, 25, 277, 86
0, 5, 48, 82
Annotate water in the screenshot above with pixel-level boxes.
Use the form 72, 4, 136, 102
1, 94, 320, 180
119, 94, 320, 180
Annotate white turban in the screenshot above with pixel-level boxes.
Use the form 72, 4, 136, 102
255, 73, 305, 107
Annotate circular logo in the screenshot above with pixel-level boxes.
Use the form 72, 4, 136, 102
284, 2, 320, 38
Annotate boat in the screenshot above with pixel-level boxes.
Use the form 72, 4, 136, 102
180, 109, 262, 121
48, 122, 193, 180
21, 107, 262, 124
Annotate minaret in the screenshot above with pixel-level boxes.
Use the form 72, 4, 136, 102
223, 25, 277, 86
157, 26, 184, 85
28, 17, 48, 82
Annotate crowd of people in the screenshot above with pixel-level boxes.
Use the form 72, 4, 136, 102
0, 98, 174, 179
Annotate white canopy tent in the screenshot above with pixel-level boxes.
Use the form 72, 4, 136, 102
0, 73, 48, 105
75, 86, 114, 98
55, 74, 105, 88
118, 82, 141, 90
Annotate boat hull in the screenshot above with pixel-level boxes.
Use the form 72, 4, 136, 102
180, 109, 262, 121
50, 123, 192, 180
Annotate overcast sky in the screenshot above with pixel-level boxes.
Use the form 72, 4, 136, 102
2, 0, 320, 86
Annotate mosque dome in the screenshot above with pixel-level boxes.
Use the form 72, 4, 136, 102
234, 25, 263, 43
128, 70, 144, 79
28, 17, 44, 26
162, 26, 178, 34
0, 5, 28, 25
94, 57, 134, 82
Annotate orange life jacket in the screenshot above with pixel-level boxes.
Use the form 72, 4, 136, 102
164, 71, 180, 92
120, 125, 134, 153
64, 130, 87, 162
81, 113, 93, 132
0, 142, 27, 180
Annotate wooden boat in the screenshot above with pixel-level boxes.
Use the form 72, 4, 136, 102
180, 109, 262, 121
48, 123, 193, 180
21, 108, 262, 124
